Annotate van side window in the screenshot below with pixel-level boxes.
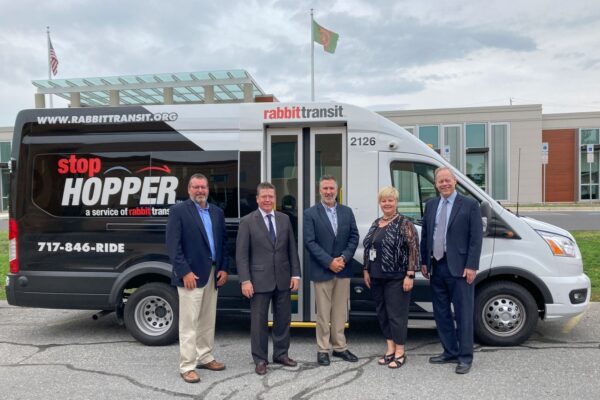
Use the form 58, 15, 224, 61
390, 161, 477, 223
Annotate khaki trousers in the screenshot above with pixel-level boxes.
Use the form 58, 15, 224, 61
177, 268, 217, 373
314, 277, 350, 353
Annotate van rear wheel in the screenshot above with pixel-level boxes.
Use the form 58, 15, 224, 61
475, 281, 538, 346
124, 282, 178, 346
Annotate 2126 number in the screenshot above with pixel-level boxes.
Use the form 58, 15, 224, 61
350, 137, 376, 146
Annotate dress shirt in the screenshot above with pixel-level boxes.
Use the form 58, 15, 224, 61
434, 190, 457, 253
321, 202, 338, 235
258, 208, 277, 236
195, 202, 216, 261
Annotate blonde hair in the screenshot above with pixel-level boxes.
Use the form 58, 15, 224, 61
377, 186, 399, 202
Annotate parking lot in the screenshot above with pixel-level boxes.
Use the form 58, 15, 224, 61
1, 300, 599, 399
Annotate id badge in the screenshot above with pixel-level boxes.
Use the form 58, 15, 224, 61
369, 248, 377, 261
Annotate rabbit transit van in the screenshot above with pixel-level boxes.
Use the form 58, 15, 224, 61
5, 103, 590, 346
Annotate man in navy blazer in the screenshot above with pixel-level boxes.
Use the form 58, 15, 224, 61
166, 173, 229, 383
304, 175, 360, 366
420, 167, 482, 374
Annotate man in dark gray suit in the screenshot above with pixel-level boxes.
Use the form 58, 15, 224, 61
420, 167, 483, 375
304, 175, 359, 366
236, 182, 301, 375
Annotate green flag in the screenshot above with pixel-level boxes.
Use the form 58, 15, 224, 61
312, 20, 339, 53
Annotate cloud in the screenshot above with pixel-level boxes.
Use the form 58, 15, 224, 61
0, 0, 599, 126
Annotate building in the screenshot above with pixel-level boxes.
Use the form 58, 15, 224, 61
379, 105, 600, 203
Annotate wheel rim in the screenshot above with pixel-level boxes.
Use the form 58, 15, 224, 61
481, 294, 527, 338
133, 295, 174, 337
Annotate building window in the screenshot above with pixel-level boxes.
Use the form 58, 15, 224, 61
0, 141, 10, 163
443, 125, 462, 169
465, 124, 488, 192
0, 141, 11, 212
403, 126, 415, 135
418, 125, 439, 150
491, 124, 509, 200
580, 128, 599, 200
466, 124, 486, 148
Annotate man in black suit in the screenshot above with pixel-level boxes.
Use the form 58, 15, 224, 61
304, 175, 359, 366
236, 182, 301, 375
166, 173, 229, 383
420, 167, 483, 374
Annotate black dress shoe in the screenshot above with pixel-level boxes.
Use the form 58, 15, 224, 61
455, 362, 472, 374
429, 354, 459, 364
273, 355, 297, 367
255, 361, 267, 375
332, 349, 359, 362
317, 352, 330, 366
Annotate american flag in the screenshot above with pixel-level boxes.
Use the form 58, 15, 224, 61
49, 37, 59, 76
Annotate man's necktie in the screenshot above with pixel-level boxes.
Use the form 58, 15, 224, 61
434, 199, 448, 260
267, 214, 276, 245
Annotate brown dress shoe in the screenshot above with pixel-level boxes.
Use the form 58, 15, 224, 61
255, 361, 267, 375
197, 360, 226, 371
273, 355, 297, 367
181, 370, 200, 383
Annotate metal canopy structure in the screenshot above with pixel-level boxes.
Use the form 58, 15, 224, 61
32, 69, 267, 107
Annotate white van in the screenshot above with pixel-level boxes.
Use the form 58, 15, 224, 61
6, 102, 590, 346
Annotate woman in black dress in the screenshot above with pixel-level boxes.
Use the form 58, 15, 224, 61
363, 186, 419, 369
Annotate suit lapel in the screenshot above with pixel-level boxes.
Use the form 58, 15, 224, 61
185, 200, 210, 246
274, 212, 285, 246
429, 197, 441, 236
254, 210, 274, 247
316, 203, 336, 237
208, 206, 220, 253
447, 194, 463, 229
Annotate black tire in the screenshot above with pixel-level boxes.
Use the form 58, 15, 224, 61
123, 282, 178, 346
475, 281, 538, 346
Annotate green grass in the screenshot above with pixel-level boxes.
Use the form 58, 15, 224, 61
0, 230, 598, 301
572, 231, 600, 302
0, 230, 7, 300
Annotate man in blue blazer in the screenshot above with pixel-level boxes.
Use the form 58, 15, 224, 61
166, 173, 229, 383
304, 175, 360, 366
420, 167, 482, 374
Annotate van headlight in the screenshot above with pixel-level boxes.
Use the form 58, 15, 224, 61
536, 230, 577, 257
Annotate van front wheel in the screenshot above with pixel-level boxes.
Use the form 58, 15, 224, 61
475, 281, 538, 346
123, 282, 179, 346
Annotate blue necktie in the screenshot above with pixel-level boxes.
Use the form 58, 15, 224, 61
267, 214, 276, 245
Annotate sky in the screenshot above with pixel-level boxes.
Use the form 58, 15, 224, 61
1, 0, 600, 126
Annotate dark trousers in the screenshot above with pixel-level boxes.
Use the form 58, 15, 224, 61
430, 258, 474, 364
371, 278, 411, 345
250, 288, 291, 364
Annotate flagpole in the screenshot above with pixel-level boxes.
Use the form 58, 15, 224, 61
310, 9, 315, 101
47, 26, 53, 108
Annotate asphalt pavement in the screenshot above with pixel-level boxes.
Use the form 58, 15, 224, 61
1, 300, 599, 399
519, 211, 600, 231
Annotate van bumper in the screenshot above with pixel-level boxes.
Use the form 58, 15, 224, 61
543, 273, 591, 320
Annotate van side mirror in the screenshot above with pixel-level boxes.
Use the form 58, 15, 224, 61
480, 200, 492, 236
